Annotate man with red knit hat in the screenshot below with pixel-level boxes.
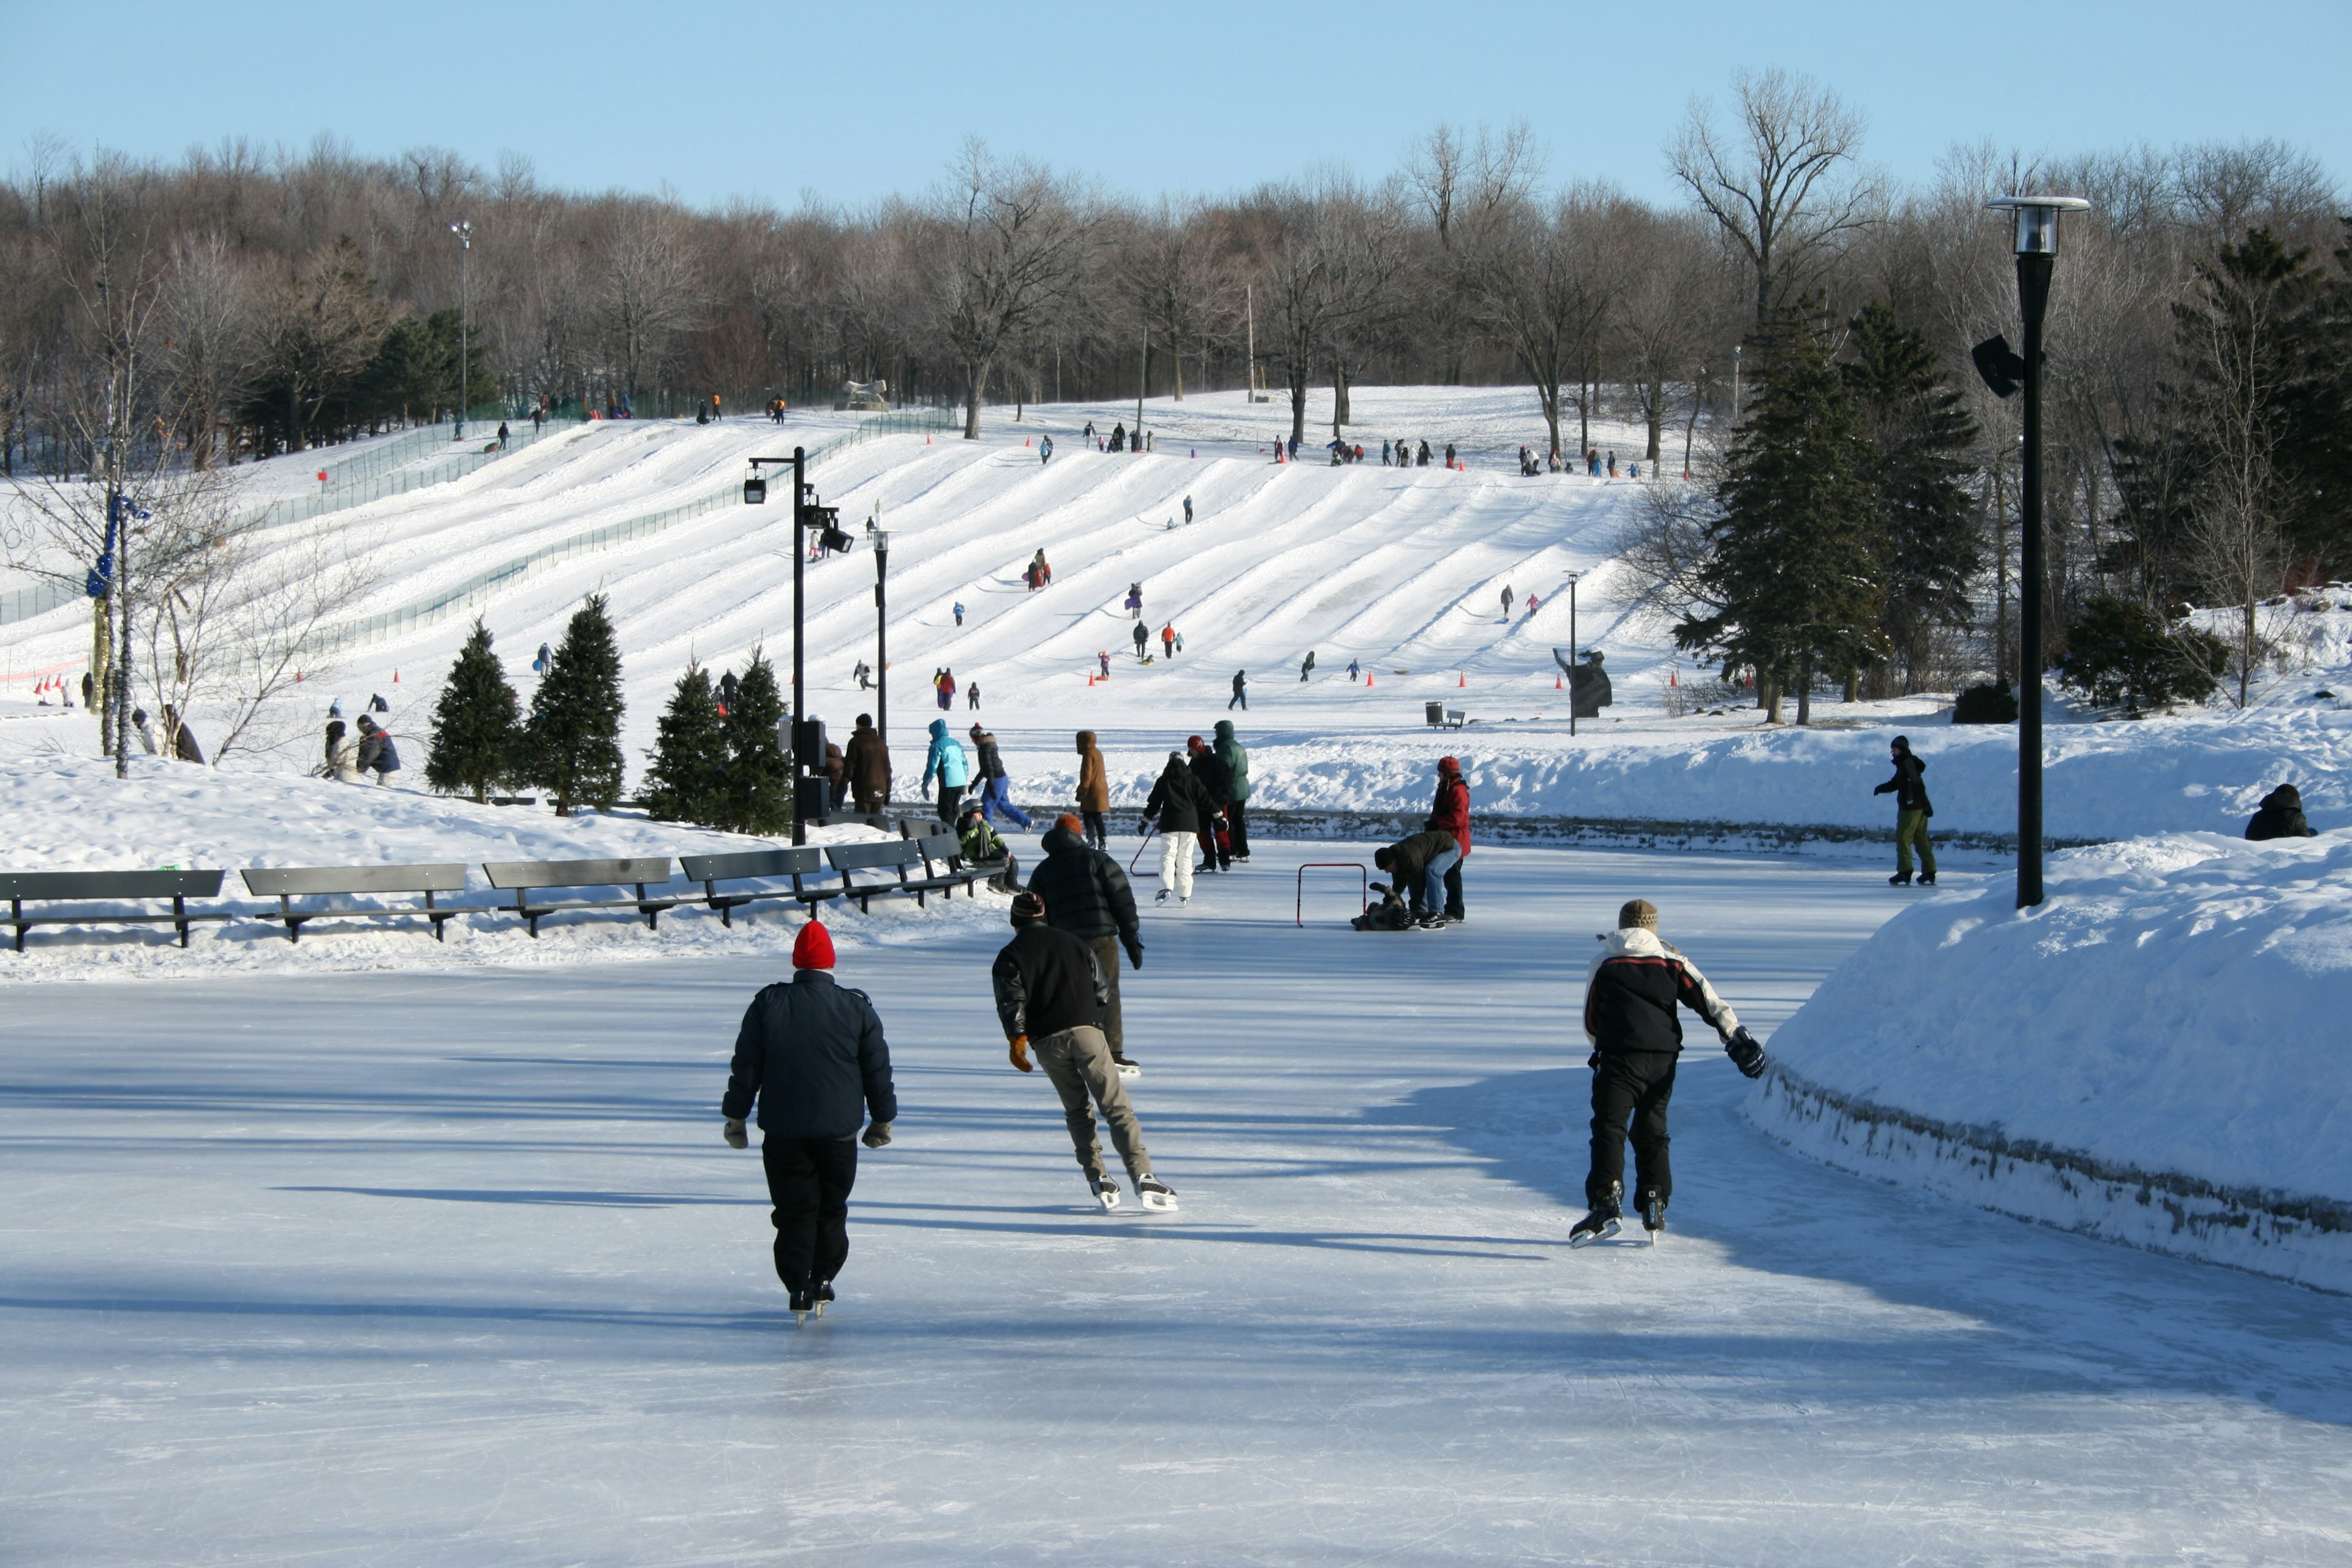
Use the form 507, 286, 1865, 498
722, 920, 897, 1322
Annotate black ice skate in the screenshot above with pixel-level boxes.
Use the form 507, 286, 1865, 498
1637, 1188, 1667, 1245
789, 1286, 816, 1326
1136, 1176, 1179, 1212
1889, 870, 1913, 886
813, 1279, 836, 1315
1569, 1184, 1624, 1248
1918, 872, 1937, 886
1092, 1175, 1123, 1210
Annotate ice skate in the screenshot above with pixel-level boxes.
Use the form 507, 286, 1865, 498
1415, 912, 1449, 930
1637, 1189, 1666, 1245
813, 1279, 836, 1316
1569, 1183, 1623, 1248
1155, 888, 1170, 903
1918, 872, 1936, 886
1889, 870, 1913, 886
1136, 1176, 1179, 1212
789, 1285, 816, 1326
1092, 1175, 1123, 1210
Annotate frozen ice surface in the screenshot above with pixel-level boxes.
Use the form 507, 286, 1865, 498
5, 838, 2348, 1565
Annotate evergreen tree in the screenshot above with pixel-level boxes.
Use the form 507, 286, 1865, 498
423, 619, 520, 802
721, 650, 792, 834
642, 663, 729, 825
1842, 300, 1981, 690
1676, 305, 1884, 723
522, 594, 626, 815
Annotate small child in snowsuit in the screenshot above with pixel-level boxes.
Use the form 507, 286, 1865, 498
1572, 899, 1769, 1245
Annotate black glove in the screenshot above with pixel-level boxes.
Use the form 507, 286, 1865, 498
1125, 941, 1144, 971
861, 1121, 892, 1149
1725, 1027, 1768, 1079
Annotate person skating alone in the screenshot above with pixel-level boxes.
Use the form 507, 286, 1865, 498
1074, 730, 1111, 850
1213, 719, 1251, 862
969, 723, 1031, 829
1228, 669, 1248, 711
1571, 900, 1768, 1246
720, 921, 898, 1322
1027, 813, 1146, 1075
921, 717, 971, 824
992, 890, 1174, 1210
1873, 736, 1937, 886
1144, 751, 1212, 905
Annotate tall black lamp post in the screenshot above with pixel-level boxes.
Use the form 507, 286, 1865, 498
1566, 571, 1581, 737
745, 448, 853, 843
873, 529, 892, 804
448, 221, 472, 439
1975, 194, 2090, 910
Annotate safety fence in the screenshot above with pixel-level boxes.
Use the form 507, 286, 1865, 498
317, 402, 960, 655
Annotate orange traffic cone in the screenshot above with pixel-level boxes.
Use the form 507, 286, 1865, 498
393, 669, 399, 682
1458, 671, 1466, 687
1366, 671, 1374, 687
1555, 673, 1562, 690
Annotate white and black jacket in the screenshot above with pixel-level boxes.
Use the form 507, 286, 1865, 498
1583, 928, 1740, 1055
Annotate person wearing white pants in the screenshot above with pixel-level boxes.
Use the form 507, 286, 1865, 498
1158, 832, 1194, 904
1144, 752, 1211, 905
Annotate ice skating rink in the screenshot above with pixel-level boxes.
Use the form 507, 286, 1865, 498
6, 840, 2348, 1566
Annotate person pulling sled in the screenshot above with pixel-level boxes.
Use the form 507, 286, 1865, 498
1570, 899, 1768, 1247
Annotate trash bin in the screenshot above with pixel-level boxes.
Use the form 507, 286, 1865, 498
1425, 701, 1446, 727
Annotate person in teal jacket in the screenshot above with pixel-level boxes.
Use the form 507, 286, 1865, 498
1213, 718, 1252, 862
921, 718, 971, 823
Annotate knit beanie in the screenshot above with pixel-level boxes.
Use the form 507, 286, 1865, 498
1055, 812, 1084, 833
1439, 755, 1460, 773
1618, 899, 1658, 932
792, 921, 836, 969
1010, 889, 1047, 925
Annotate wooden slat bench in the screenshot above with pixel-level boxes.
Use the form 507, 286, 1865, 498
3, 870, 231, 952
480, 858, 682, 937
677, 847, 839, 927
239, 864, 470, 943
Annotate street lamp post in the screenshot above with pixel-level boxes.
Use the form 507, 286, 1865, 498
1567, 571, 1581, 738
873, 530, 892, 804
449, 221, 472, 439
1977, 195, 2091, 910
745, 449, 853, 844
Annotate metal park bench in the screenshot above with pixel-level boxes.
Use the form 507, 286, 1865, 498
480, 857, 683, 937
677, 847, 839, 927
1423, 701, 1468, 729
826, 839, 955, 912
915, 830, 1008, 896
239, 864, 470, 943
3, 869, 232, 952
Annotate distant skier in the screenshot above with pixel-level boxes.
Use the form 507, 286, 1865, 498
991, 889, 1174, 1210
721, 919, 897, 1323
935, 668, 957, 711
1228, 669, 1248, 711
1299, 650, 1315, 682
1873, 736, 1936, 886
1027, 812, 1145, 1073
921, 717, 971, 823
1570, 899, 1768, 1246
534, 642, 551, 674
2245, 782, 2316, 840
1417, 440, 1431, 467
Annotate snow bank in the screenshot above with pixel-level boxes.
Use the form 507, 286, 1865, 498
0, 756, 1004, 982
1746, 830, 2352, 1290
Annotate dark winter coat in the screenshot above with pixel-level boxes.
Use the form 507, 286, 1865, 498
824, 741, 846, 788
1873, 750, 1932, 815
1025, 825, 1141, 944
1188, 746, 1234, 806
1430, 771, 1471, 857
1075, 731, 1109, 812
1582, 928, 1741, 1056
722, 970, 897, 1137
358, 731, 402, 775
992, 921, 1109, 1041
971, 731, 1008, 780
845, 723, 891, 797
2245, 783, 2316, 840
1213, 719, 1250, 802
1145, 758, 1213, 834
1380, 829, 1459, 899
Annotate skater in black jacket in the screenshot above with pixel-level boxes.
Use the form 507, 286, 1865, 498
1570, 899, 1768, 1245
1872, 736, 1936, 884
992, 890, 1175, 1211
720, 922, 897, 1320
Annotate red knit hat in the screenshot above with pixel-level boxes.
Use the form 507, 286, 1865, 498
1439, 755, 1460, 773
792, 921, 835, 970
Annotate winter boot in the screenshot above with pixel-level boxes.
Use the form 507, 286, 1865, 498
1636, 1188, 1667, 1235
1889, 870, 1913, 886
1136, 1175, 1179, 1212
1091, 1175, 1123, 1211
1569, 1183, 1623, 1248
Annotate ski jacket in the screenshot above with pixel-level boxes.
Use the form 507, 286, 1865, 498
722, 970, 897, 1137
1583, 928, 1740, 1055
959, 816, 1009, 864
1874, 752, 1932, 815
1026, 826, 1140, 944
1381, 829, 1458, 899
1430, 770, 1471, 857
970, 731, 1008, 780
1188, 746, 1234, 806
845, 724, 891, 796
1231, 671, 1247, 695
2245, 783, 2315, 840
921, 720, 969, 788
358, 732, 401, 775
1214, 719, 1250, 802
1075, 731, 1110, 811
992, 922, 1109, 1041
1145, 758, 1213, 834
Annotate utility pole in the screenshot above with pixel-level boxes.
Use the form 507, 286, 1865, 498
1245, 284, 1256, 401
1567, 572, 1581, 739
873, 529, 892, 803
449, 221, 473, 439
1136, 326, 1147, 442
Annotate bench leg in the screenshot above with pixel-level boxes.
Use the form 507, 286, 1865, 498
428, 889, 445, 943
175, 895, 190, 949
282, 895, 300, 943
710, 882, 729, 929
11, 899, 20, 954
638, 885, 657, 931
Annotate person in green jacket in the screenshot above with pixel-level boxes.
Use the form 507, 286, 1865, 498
1213, 718, 1251, 862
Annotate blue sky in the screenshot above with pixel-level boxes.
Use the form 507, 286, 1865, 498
5, 1, 2345, 208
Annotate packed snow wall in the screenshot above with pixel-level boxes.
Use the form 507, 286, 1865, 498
1744, 831, 2352, 1292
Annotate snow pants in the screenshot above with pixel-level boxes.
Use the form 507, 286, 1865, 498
981, 774, 1031, 829
1086, 934, 1128, 1058
1896, 809, 1937, 878
1158, 832, 1195, 901
1034, 1024, 1150, 1184
762, 1134, 858, 1294
1588, 1050, 1678, 1208
1225, 801, 1250, 859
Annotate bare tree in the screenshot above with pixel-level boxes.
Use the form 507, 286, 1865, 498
929, 142, 1091, 439
599, 199, 699, 401
1669, 68, 1877, 325
1466, 185, 1627, 462
1404, 121, 1540, 383
251, 237, 388, 453
156, 233, 258, 467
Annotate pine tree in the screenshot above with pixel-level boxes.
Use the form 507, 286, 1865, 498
424, 619, 520, 802
641, 663, 728, 825
1843, 300, 1981, 690
721, 649, 792, 834
1677, 305, 1885, 723
522, 594, 626, 815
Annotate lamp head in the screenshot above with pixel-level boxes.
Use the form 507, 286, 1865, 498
873, 530, 892, 554
1988, 195, 2090, 256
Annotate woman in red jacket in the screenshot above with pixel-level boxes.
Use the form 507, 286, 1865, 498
1428, 756, 1471, 922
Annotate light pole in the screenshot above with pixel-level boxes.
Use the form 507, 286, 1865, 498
745, 450, 852, 842
1976, 195, 2091, 910
1730, 343, 1741, 423
448, 221, 472, 439
873, 529, 892, 804
1567, 571, 1581, 738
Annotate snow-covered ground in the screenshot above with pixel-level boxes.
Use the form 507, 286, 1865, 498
9, 837, 2351, 1566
